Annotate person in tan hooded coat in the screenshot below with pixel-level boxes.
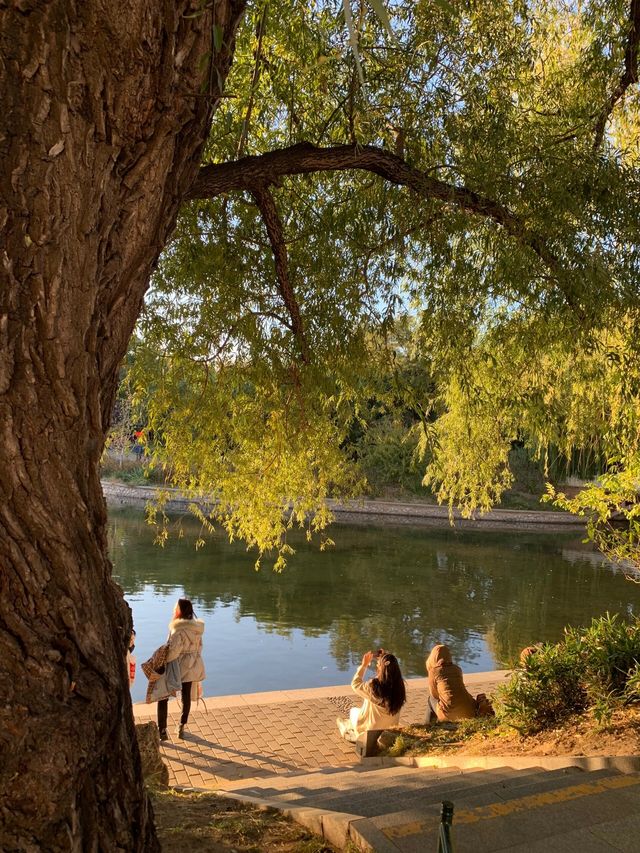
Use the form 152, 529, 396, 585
425, 644, 477, 723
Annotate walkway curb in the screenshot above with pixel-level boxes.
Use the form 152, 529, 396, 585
409, 752, 640, 774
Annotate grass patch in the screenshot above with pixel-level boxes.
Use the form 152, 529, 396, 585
387, 707, 640, 761
151, 789, 348, 852
498, 490, 560, 511
380, 717, 500, 757
397, 706, 640, 760
101, 455, 167, 486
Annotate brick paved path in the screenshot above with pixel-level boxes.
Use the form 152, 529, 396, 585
133, 671, 509, 790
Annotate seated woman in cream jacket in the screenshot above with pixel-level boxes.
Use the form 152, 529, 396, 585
337, 650, 406, 742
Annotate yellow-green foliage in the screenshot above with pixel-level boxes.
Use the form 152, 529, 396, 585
132, 347, 365, 570
423, 319, 640, 566
117, 0, 640, 569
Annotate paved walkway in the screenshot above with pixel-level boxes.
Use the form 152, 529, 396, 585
133, 672, 640, 851
133, 670, 510, 789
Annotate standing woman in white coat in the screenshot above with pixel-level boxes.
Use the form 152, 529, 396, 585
157, 598, 205, 741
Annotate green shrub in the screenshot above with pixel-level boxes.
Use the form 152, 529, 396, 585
496, 641, 586, 732
354, 416, 427, 496
496, 613, 640, 733
623, 663, 640, 705
507, 446, 546, 495
570, 613, 640, 704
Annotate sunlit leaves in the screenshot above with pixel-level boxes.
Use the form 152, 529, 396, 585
129, 340, 366, 570
127, 0, 640, 569
424, 317, 640, 568
549, 460, 640, 575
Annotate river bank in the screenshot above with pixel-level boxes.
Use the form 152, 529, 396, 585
102, 479, 585, 531
132, 671, 510, 788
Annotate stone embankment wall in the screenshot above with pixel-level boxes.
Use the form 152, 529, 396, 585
102, 481, 585, 531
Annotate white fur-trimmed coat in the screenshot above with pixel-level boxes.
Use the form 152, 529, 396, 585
166, 617, 205, 684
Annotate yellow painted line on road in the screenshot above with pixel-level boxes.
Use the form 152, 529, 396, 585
382, 773, 640, 840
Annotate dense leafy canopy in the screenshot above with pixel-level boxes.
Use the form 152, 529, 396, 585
123, 0, 640, 569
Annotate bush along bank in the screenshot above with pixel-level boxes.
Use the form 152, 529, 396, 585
495, 613, 640, 733
382, 614, 640, 760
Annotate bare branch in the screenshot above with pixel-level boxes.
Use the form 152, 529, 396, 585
190, 142, 587, 318
593, 0, 640, 150
250, 184, 310, 364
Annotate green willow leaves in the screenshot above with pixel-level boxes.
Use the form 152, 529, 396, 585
120, 0, 640, 570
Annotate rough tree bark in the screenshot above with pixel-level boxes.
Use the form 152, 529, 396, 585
0, 1, 245, 849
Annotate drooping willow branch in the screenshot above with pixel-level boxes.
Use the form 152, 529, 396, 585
236, 3, 268, 159
593, 0, 640, 150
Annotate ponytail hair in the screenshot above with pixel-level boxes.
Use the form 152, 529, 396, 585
369, 653, 406, 715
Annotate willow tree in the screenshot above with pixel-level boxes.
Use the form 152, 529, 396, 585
2, 0, 640, 848
135, 0, 640, 568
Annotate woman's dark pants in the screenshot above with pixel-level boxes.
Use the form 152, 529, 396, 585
157, 681, 192, 732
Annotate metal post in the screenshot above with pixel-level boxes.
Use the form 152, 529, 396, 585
437, 800, 454, 853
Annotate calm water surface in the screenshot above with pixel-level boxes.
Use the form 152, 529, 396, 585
109, 508, 640, 703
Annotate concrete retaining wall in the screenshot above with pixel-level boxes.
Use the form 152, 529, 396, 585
102, 480, 585, 531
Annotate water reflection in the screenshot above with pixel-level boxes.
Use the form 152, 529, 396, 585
109, 509, 640, 702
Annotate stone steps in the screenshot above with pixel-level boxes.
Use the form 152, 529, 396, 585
218, 760, 640, 851
225, 764, 586, 818
373, 766, 615, 829
220, 763, 468, 799
331, 766, 588, 819
383, 770, 640, 852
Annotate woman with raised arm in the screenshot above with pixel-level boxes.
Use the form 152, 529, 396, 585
337, 649, 406, 742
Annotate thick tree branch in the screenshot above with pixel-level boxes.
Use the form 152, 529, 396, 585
250, 184, 311, 364
190, 143, 592, 319
189, 142, 557, 270
593, 0, 640, 150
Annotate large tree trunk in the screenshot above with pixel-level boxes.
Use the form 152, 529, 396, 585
0, 1, 245, 849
